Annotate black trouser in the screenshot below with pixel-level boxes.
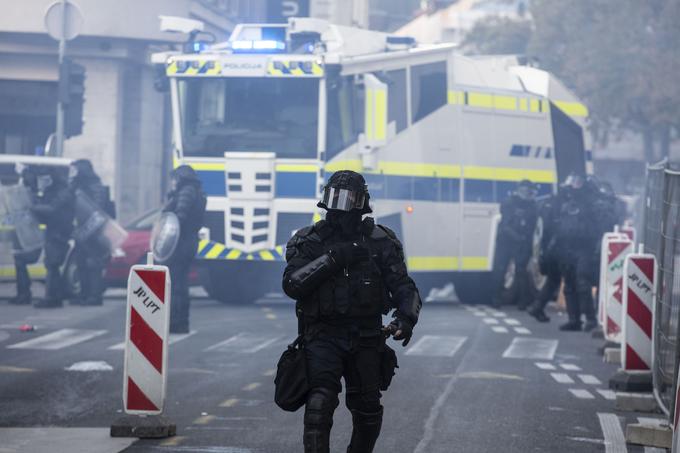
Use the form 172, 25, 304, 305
533, 264, 561, 311
14, 248, 41, 299
492, 240, 531, 307
167, 241, 195, 330
560, 249, 596, 323
75, 239, 110, 305
44, 239, 69, 304
303, 327, 384, 453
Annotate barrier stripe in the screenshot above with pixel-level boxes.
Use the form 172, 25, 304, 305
130, 307, 163, 374
127, 376, 159, 412
625, 344, 648, 371
136, 270, 166, 303
628, 285, 652, 334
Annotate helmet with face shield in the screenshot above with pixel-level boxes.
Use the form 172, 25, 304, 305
317, 170, 372, 214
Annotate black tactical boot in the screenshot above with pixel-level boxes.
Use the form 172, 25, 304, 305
347, 408, 383, 453
9, 294, 31, 305
559, 320, 582, 331
583, 319, 598, 332
528, 305, 550, 323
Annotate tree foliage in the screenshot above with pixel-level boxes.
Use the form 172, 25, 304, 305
528, 0, 680, 161
462, 17, 532, 55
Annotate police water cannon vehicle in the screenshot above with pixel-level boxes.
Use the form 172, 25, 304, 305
153, 17, 592, 304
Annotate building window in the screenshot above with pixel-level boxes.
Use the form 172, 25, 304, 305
386, 69, 407, 133
410, 62, 447, 123
326, 75, 364, 159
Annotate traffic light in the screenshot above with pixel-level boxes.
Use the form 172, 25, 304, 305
58, 58, 85, 138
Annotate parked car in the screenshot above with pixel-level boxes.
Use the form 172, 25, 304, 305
104, 209, 199, 288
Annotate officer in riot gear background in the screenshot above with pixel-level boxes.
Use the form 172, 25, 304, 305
491, 179, 538, 309
162, 165, 206, 333
282, 170, 422, 453
556, 173, 599, 331
69, 159, 113, 306
31, 167, 75, 309
9, 166, 41, 305
528, 192, 562, 323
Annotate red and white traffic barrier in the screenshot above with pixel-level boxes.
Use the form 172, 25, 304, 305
621, 248, 656, 370
603, 237, 634, 343
122, 255, 171, 415
599, 231, 626, 326
621, 225, 637, 245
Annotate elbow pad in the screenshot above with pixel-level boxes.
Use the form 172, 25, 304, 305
396, 291, 422, 326
283, 253, 338, 299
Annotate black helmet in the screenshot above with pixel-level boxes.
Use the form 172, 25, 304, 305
69, 159, 98, 185
515, 179, 537, 200
564, 172, 585, 190
318, 170, 371, 213
171, 165, 200, 187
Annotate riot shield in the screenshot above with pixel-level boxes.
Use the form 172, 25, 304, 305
150, 212, 180, 263
73, 189, 128, 253
1, 185, 44, 254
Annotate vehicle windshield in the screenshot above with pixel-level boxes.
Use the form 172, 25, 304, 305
178, 77, 319, 159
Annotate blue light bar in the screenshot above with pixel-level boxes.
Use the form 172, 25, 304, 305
231, 40, 254, 50
253, 40, 286, 50
230, 39, 286, 53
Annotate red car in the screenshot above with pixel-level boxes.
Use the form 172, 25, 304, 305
104, 210, 199, 288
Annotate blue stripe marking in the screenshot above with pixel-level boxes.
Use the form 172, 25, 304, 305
196, 170, 226, 196
276, 172, 317, 198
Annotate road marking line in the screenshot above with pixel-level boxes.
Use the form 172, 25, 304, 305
598, 413, 627, 453
472, 312, 485, 316
491, 312, 507, 317
483, 318, 499, 324
535, 362, 556, 371
413, 372, 459, 453
0, 365, 35, 373
514, 327, 531, 335
550, 373, 575, 384
193, 415, 216, 425
504, 318, 521, 326
405, 335, 467, 357
569, 389, 595, 399
503, 338, 558, 359
204, 333, 281, 353
560, 363, 581, 371
578, 374, 602, 385
109, 330, 197, 350
7, 328, 107, 350
265, 313, 277, 320
160, 436, 186, 446
597, 389, 616, 400
220, 398, 239, 407
491, 326, 508, 333
242, 382, 261, 391
262, 369, 276, 377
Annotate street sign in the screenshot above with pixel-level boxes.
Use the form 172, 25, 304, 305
122, 260, 171, 415
45, 1, 84, 41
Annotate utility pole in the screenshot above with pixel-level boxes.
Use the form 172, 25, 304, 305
55, 0, 67, 157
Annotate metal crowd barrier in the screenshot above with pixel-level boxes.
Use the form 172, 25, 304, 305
646, 161, 680, 419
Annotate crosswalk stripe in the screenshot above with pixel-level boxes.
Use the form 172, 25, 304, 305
535, 362, 556, 370
560, 363, 581, 371
578, 374, 602, 385
598, 413, 627, 453
7, 329, 107, 350
569, 389, 595, 399
503, 338, 558, 359
483, 318, 499, 324
204, 333, 282, 353
491, 326, 509, 333
514, 327, 531, 335
504, 319, 520, 326
108, 330, 197, 350
551, 373, 574, 384
597, 389, 616, 400
405, 335, 467, 357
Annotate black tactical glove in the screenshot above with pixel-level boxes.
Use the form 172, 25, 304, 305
389, 315, 414, 347
329, 242, 369, 268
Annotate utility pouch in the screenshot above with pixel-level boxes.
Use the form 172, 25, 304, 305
274, 335, 308, 412
379, 342, 399, 391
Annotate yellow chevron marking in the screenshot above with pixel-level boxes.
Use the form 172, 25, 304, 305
259, 250, 275, 261
205, 244, 225, 259
226, 249, 242, 260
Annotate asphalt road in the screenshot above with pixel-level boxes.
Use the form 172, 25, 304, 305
0, 283, 666, 453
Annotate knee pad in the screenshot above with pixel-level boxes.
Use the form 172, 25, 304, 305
304, 387, 338, 428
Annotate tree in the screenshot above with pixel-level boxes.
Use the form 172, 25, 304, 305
528, 0, 680, 162
462, 17, 532, 55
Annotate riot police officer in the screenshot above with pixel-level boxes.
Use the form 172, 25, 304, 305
491, 179, 538, 309
528, 193, 561, 322
556, 174, 598, 331
162, 165, 206, 333
69, 159, 112, 306
282, 170, 421, 453
31, 167, 75, 309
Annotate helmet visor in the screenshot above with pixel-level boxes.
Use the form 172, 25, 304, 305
321, 186, 365, 211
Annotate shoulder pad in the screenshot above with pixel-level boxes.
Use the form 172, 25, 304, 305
373, 224, 398, 240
